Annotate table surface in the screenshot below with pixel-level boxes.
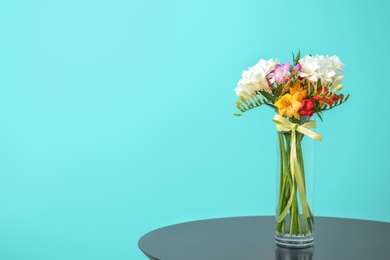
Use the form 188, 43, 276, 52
138, 216, 390, 260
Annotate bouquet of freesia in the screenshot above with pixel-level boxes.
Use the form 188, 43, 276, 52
234, 52, 348, 119
233, 52, 349, 244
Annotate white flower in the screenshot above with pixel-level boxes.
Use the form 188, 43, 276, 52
329, 55, 345, 76
299, 54, 345, 84
234, 58, 279, 96
256, 58, 280, 75
243, 65, 268, 91
234, 78, 255, 97
318, 65, 336, 84
299, 55, 321, 82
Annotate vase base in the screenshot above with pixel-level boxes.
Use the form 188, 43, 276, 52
275, 233, 314, 248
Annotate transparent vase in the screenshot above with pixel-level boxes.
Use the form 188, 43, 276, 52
275, 116, 316, 248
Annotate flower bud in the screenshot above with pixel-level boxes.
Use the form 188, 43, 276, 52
331, 76, 344, 90
333, 84, 343, 92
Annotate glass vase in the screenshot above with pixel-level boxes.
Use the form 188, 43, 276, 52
275, 116, 315, 248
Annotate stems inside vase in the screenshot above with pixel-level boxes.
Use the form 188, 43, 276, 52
276, 131, 314, 236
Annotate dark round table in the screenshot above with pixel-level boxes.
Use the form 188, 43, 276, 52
138, 216, 390, 260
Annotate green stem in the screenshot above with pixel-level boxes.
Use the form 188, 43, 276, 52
276, 132, 291, 234
276, 131, 314, 236
276, 133, 284, 233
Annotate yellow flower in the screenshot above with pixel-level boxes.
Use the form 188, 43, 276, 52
289, 82, 307, 101
275, 93, 301, 119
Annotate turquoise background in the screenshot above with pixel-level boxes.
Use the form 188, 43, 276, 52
0, 0, 389, 259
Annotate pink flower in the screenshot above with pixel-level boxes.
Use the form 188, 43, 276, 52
274, 62, 291, 84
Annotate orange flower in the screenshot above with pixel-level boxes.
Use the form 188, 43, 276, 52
289, 82, 307, 101
275, 93, 301, 119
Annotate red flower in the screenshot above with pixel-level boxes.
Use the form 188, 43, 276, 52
299, 99, 314, 116
313, 87, 341, 106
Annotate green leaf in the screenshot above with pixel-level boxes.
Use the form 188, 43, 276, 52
259, 90, 275, 103
293, 50, 301, 65
316, 111, 323, 122
274, 84, 284, 98
233, 113, 242, 116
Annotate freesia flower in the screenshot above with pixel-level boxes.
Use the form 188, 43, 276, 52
235, 58, 280, 95
313, 87, 341, 105
256, 58, 280, 87
243, 65, 270, 92
234, 78, 256, 97
317, 55, 345, 83
313, 95, 340, 105
289, 82, 307, 101
298, 55, 345, 84
256, 58, 280, 74
275, 93, 301, 119
298, 55, 321, 82
274, 62, 291, 84
329, 55, 345, 77
318, 66, 336, 85
299, 99, 314, 116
